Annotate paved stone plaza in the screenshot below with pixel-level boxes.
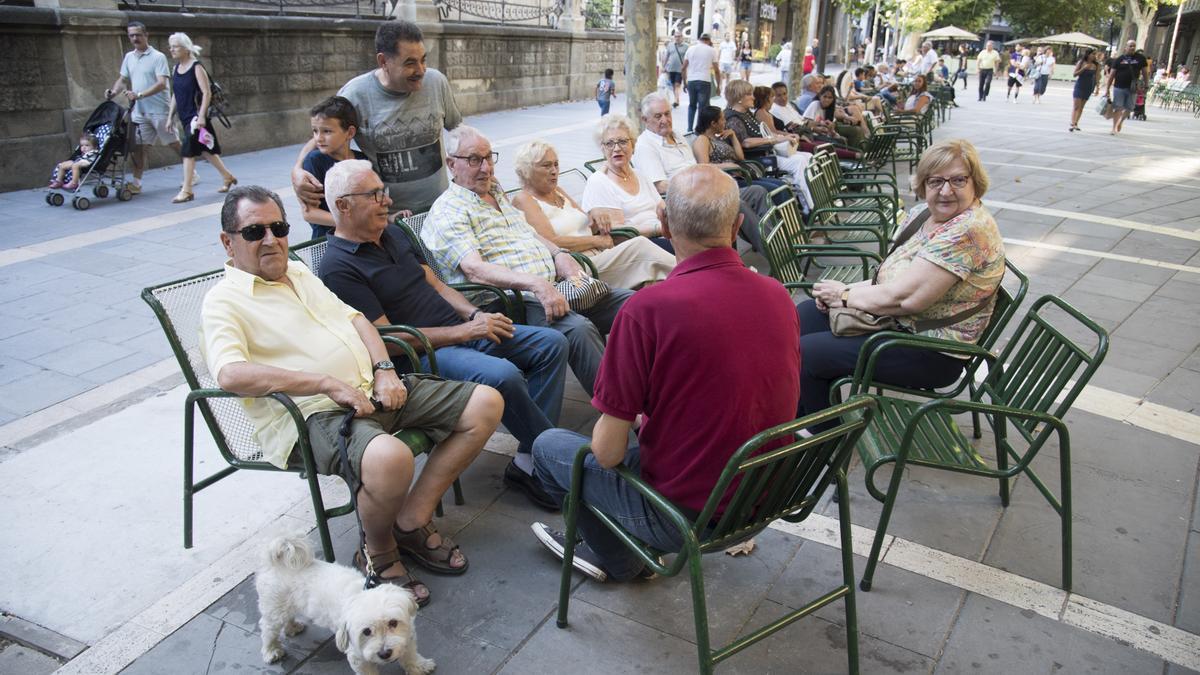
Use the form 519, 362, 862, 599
1, 72, 1199, 674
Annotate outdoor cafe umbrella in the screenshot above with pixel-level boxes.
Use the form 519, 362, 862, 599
1009, 32, 1109, 48
921, 26, 981, 41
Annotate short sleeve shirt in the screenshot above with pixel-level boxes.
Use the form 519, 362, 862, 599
683, 43, 717, 82
338, 69, 462, 213
120, 47, 171, 116
592, 247, 800, 514
200, 261, 374, 468
976, 50, 1000, 70
1111, 53, 1148, 89
664, 42, 687, 72
632, 130, 696, 184
301, 148, 369, 219
319, 225, 462, 328
876, 204, 1005, 345
422, 181, 556, 297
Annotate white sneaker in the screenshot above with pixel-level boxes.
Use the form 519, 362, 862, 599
531, 522, 607, 582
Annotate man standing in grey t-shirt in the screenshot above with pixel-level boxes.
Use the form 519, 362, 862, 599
105, 21, 181, 195
292, 20, 462, 214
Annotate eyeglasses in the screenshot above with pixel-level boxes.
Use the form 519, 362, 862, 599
339, 188, 389, 204
229, 221, 290, 241
450, 152, 499, 167
602, 138, 631, 150
925, 175, 971, 191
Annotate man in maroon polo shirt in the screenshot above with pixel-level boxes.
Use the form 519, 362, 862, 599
529, 165, 801, 582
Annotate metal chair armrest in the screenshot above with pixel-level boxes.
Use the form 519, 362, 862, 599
377, 325, 438, 374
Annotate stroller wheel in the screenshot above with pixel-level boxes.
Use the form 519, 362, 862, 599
72, 196, 91, 211
45, 192, 53, 205
117, 188, 133, 202
94, 185, 110, 199
50, 192, 65, 207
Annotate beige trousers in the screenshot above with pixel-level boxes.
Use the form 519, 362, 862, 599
588, 236, 676, 290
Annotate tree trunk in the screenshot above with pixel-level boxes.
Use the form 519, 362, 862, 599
1125, 0, 1156, 50
624, 0, 657, 124
789, 0, 812, 94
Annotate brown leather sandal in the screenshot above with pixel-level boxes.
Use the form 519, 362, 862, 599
393, 522, 469, 575
353, 547, 431, 607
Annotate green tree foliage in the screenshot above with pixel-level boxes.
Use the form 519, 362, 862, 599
1000, 0, 1119, 37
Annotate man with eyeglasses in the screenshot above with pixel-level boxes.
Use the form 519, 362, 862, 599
422, 126, 634, 398
201, 185, 503, 604
104, 21, 181, 195
317, 160, 571, 511
291, 20, 461, 215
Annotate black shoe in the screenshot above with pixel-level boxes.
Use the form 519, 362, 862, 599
531, 522, 607, 581
504, 458, 561, 511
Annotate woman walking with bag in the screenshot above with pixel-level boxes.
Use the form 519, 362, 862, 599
167, 32, 236, 203
1069, 49, 1099, 132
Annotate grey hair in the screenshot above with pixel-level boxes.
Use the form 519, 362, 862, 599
220, 186, 285, 232
323, 159, 375, 221
800, 73, 817, 91
513, 139, 554, 185
640, 92, 669, 119
664, 166, 740, 241
922, 41, 932, 49
593, 113, 636, 148
168, 32, 203, 59
445, 124, 487, 157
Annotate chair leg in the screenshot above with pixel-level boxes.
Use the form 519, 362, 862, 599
685, 544, 714, 675
556, 491, 580, 629
452, 477, 465, 506
861, 455, 908, 592
836, 473, 860, 675
306, 471, 336, 562
1060, 445, 1073, 593
183, 400, 196, 550
995, 418, 1010, 507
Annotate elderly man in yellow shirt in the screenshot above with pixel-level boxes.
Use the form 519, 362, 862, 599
201, 185, 503, 607
976, 41, 1002, 102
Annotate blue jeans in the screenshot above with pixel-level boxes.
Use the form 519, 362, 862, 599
424, 325, 569, 454
686, 80, 712, 132
533, 429, 686, 581
797, 300, 965, 428
506, 288, 634, 396
598, 99, 611, 116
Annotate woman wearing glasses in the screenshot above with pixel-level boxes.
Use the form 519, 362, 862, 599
511, 140, 675, 290
580, 114, 674, 252
795, 139, 1005, 422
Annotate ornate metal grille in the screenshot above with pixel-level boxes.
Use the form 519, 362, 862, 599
120, 0, 391, 18
433, 0, 565, 27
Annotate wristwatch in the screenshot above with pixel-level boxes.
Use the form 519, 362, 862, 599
372, 360, 395, 372
840, 289, 851, 307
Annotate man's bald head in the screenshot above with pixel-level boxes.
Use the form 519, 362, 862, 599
664, 165, 740, 245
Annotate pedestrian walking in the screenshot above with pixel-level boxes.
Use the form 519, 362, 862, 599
1033, 47, 1054, 103
951, 44, 969, 90
976, 41, 1000, 101
1105, 40, 1148, 135
1006, 48, 1026, 102
595, 68, 615, 116
662, 32, 687, 107
683, 34, 720, 133
1069, 49, 1099, 132
739, 40, 753, 81
166, 32, 236, 203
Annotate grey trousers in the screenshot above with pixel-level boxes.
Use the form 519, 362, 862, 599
738, 184, 771, 252
518, 288, 634, 396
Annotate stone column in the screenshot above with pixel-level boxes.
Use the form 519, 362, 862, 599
395, 0, 439, 22
788, 0, 810, 95
625, 0, 656, 124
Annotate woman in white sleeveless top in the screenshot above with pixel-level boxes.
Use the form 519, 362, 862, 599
511, 140, 675, 290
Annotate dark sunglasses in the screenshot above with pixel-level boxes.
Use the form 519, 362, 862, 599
230, 221, 290, 241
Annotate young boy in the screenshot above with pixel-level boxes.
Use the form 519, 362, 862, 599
301, 96, 369, 239
595, 68, 616, 116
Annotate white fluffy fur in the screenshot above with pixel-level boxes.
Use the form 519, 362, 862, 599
255, 536, 434, 675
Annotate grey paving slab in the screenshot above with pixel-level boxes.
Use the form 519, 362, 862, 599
30, 339, 136, 375
1176, 535, 1200, 634
1059, 288, 1142, 325
1148, 368, 1200, 414
0, 368, 95, 417
0, 642, 61, 675
1090, 258, 1180, 286
1067, 271, 1163, 303
120, 613, 237, 675
769, 541, 963, 659
1101, 337, 1190, 383
498, 598, 697, 675
0, 356, 41, 387
207, 619, 292, 674
934, 594, 1165, 674
731, 600, 933, 675
1113, 307, 1200, 354
1109, 231, 1200, 266
575, 527, 802, 648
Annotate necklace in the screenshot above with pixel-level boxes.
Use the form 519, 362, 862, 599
535, 188, 563, 208
605, 165, 634, 183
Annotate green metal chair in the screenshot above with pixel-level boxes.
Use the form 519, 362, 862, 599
142, 270, 434, 562
556, 397, 878, 674
846, 295, 1109, 593
582, 157, 605, 174
804, 156, 895, 257
759, 197, 881, 293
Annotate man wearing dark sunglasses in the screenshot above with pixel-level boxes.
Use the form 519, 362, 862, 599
319, 160, 571, 511
202, 185, 504, 603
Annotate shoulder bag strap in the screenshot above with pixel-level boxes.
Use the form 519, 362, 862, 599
870, 208, 930, 284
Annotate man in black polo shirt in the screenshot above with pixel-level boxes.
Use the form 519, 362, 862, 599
318, 159, 569, 510
1105, 40, 1148, 136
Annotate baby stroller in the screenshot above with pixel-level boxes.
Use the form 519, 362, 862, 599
1133, 86, 1148, 121
46, 99, 136, 210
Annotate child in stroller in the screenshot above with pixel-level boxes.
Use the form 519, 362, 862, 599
49, 133, 101, 190
1133, 85, 1147, 120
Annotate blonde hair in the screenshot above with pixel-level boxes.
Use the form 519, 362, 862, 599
168, 32, 203, 59
913, 139, 989, 200
513, 139, 554, 185
724, 79, 754, 104
593, 113, 636, 148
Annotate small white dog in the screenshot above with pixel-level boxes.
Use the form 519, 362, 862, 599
255, 535, 435, 675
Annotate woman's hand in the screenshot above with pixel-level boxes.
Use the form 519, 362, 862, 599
589, 210, 619, 235
814, 296, 830, 313
592, 234, 614, 250
812, 280, 849, 309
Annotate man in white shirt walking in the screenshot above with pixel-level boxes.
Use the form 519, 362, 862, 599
682, 33, 721, 133
718, 35, 737, 80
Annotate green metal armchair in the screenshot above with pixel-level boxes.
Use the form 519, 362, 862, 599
555, 397, 878, 674
846, 295, 1108, 593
